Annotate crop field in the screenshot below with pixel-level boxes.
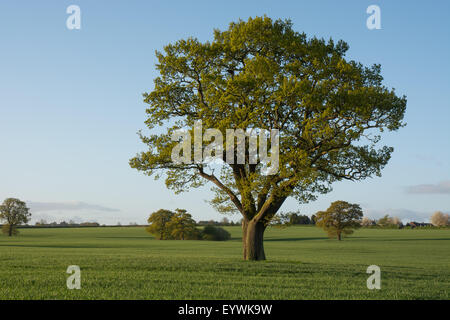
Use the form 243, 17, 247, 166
0, 226, 448, 300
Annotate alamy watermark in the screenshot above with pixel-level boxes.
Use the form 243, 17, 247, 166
171, 121, 279, 175
66, 265, 81, 289
366, 5, 381, 30
366, 265, 381, 289
66, 5, 81, 30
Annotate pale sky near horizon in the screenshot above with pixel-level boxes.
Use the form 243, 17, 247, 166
1, 1, 449, 224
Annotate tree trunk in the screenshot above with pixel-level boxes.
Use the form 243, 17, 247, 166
242, 219, 266, 261
242, 218, 248, 259
337, 231, 341, 241
8, 224, 13, 237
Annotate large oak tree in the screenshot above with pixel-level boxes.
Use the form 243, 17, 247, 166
130, 16, 406, 260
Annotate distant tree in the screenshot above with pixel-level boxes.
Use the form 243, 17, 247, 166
377, 214, 392, 227
35, 219, 48, 226
166, 209, 200, 240
310, 214, 317, 225
376, 215, 402, 228
430, 211, 449, 227
269, 212, 291, 228
290, 213, 311, 225
315, 201, 363, 240
146, 209, 175, 239
79, 222, 100, 227
391, 216, 402, 227
0, 198, 31, 236
146, 208, 201, 240
264, 211, 312, 227
272, 212, 312, 225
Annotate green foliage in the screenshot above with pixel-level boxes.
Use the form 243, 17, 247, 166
201, 225, 231, 241
146, 209, 232, 240
315, 201, 363, 240
166, 209, 202, 240
376, 214, 403, 228
268, 212, 291, 228
146, 209, 175, 239
377, 214, 391, 227
288, 212, 311, 224
269, 211, 311, 228
130, 16, 407, 235
146, 208, 201, 240
0, 198, 31, 236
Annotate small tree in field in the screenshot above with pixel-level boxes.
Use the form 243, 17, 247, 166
315, 201, 363, 240
166, 209, 200, 240
0, 198, 31, 236
430, 211, 449, 227
146, 208, 200, 240
146, 209, 175, 239
377, 214, 391, 227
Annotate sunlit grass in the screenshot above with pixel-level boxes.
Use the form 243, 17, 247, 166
0, 226, 448, 299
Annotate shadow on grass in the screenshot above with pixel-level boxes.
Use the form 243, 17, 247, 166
264, 237, 327, 242
95, 236, 149, 240
0, 244, 119, 249
264, 236, 370, 242
378, 238, 450, 241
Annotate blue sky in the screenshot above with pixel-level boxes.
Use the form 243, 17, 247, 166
0, 0, 449, 224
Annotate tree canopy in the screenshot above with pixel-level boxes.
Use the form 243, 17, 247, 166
0, 198, 31, 236
146, 209, 175, 239
315, 201, 363, 240
166, 209, 200, 240
430, 211, 449, 227
146, 208, 200, 240
130, 16, 407, 260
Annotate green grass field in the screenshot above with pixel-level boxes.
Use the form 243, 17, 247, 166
0, 226, 448, 299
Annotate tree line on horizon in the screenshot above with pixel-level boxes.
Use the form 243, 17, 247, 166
273, 207, 449, 229
1, 197, 448, 239
288, 201, 450, 240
